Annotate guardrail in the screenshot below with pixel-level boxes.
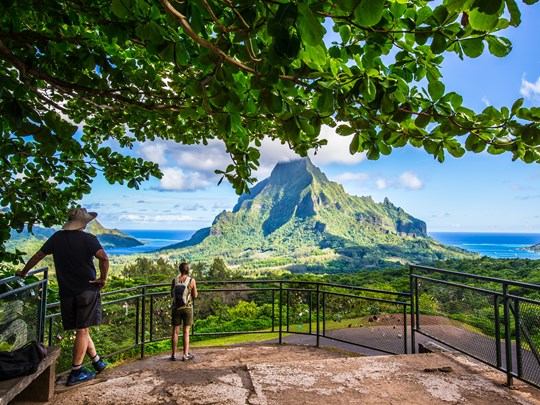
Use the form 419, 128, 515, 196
410, 264, 540, 389
0, 267, 49, 350
3, 266, 539, 391
43, 280, 411, 372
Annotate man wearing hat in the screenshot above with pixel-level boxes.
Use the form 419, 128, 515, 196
17, 208, 109, 386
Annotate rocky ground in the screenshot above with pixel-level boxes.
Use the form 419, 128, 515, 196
14, 343, 540, 405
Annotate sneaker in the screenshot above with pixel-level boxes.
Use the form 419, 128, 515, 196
170, 355, 177, 361
93, 359, 107, 373
66, 369, 96, 386
182, 354, 194, 361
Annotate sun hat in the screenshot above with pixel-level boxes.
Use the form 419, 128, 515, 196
62, 208, 98, 230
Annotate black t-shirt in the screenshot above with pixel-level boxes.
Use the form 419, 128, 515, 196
41, 230, 103, 297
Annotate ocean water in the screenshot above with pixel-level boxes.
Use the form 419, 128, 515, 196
108, 229, 540, 260
107, 229, 195, 255
429, 232, 540, 260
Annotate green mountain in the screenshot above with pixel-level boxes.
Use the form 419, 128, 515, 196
7, 219, 142, 253
161, 158, 477, 272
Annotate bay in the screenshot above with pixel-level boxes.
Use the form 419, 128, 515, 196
107, 229, 195, 255
108, 229, 540, 260
429, 232, 540, 260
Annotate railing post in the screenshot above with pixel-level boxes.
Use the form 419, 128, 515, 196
149, 292, 154, 343
308, 290, 312, 335
403, 303, 408, 354
322, 290, 326, 336
316, 283, 320, 348
279, 281, 283, 344
286, 288, 290, 333
271, 289, 275, 332
494, 295, 502, 368
514, 299, 523, 378
141, 286, 146, 359
39, 268, 48, 343
409, 265, 416, 354
503, 283, 514, 387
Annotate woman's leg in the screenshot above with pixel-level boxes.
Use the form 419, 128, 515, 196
182, 325, 191, 356
171, 325, 181, 357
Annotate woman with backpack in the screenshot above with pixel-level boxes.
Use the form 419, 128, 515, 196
170, 262, 198, 361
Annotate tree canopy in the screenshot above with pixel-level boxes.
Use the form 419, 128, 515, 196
1, 0, 539, 263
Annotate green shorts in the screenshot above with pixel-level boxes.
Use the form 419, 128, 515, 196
172, 307, 193, 327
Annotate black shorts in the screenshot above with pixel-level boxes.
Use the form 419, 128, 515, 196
172, 307, 194, 327
60, 290, 102, 330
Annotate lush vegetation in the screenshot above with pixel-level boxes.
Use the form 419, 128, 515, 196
2, 255, 540, 373
3, 0, 540, 263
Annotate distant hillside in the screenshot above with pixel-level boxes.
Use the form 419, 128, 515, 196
525, 243, 540, 253
7, 219, 143, 253
160, 158, 477, 272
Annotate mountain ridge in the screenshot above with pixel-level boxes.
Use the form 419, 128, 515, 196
160, 158, 476, 271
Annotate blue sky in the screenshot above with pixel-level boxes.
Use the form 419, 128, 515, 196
83, 4, 540, 233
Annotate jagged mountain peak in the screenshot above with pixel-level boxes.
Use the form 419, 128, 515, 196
162, 159, 477, 269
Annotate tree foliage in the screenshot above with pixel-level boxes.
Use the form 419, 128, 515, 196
1, 0, 539, 262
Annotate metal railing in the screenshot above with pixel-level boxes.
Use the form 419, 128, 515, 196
2, 265, 539, 391
0, 267, 49, 349
42, 279, 410, 372
410, 264, 540, 389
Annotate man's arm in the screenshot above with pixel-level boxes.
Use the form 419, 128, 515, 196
89, 248, 109, 289
16, 250, 47, 277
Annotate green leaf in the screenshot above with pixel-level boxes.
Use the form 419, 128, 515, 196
461, 38, 484, 58
504, 0, 521, 26
446, 0, 475, 13
473, 0, 503, 15
511, 98, 524, 115
335, 0, 362, 13
339, 25, 352, 44
317, 89, 334, 114
298, 3, 325, 46
174, 43, 190, 66
415, 111, 431, 128
349, 133, 360, 154
135, 21, 163, 43
468, 8, 500, 31
268, 3, 298, 37
428, 81, 445, 100
486, 36, 512, 57
337, 125, 356, 136
430, 33, 447, 54
465, 134, 487, 152
354, 0, 385, 27
111, 0, 130, 18
521, 125, 540, 145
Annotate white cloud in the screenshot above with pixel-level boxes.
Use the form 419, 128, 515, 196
481, 96, 491, 107
119, 214, 193, 223
158, 167, 212, 191
376, 178, 389, 189
137, 123, 367, 188
333, 172, 370, 184
399, 171, 423, 190
309, 125, 366, 166
139, 142, 168, 165
520, 76, 540, 99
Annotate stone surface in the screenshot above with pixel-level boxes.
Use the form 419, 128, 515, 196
12, 344, 540, 405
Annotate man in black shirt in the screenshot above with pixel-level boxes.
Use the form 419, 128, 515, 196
17, 208, 109, 386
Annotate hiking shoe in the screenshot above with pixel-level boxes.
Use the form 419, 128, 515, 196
170, 355, 177, 361
182, 354, 194, 361
66, 369, 96, 386
93, 359, 107, 373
